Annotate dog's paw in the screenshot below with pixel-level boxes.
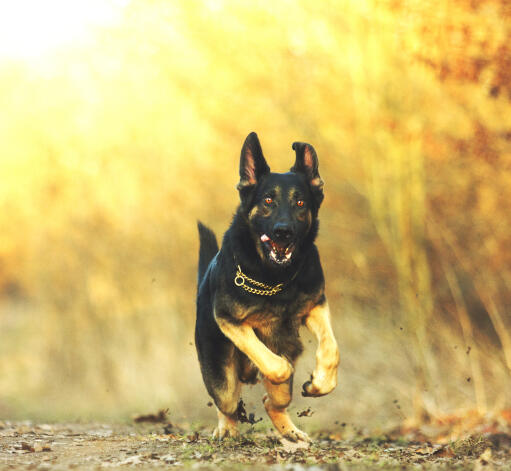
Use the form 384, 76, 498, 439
213, 411, 239, 440
301, 372, 337, 397
281, 427, 311, 444
302, 351, 339, 397
213, 424, 239, 440
265, 357, 293, 384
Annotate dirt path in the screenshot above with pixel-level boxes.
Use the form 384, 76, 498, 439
1, 421, 510, 470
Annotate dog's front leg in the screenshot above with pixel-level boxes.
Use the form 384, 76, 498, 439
215, 316, 293, 384
302, 300, 340, 397
263, 377, 310, 444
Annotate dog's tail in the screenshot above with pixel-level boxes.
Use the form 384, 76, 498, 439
197, 221, 219, 286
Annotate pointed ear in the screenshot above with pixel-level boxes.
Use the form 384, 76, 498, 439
237, 132, 270, 191
291, 141, 324, 205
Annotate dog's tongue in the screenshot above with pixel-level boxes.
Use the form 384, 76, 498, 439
261, 234, 289, 257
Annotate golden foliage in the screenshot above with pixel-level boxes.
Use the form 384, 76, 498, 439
0, 0, 509, 423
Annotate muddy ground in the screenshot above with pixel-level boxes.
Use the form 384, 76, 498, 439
1, 420, 511, 470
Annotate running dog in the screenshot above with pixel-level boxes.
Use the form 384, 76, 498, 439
195, 132, 339, 443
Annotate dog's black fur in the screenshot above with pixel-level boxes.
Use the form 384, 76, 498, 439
195, 132, 329, 436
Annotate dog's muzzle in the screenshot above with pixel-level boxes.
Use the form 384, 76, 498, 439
260, 233, 294, 265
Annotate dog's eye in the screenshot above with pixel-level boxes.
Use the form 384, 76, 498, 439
265, 197, 273, 205
297, 200, 305, 207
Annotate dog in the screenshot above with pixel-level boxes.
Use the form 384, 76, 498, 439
195, 132, 339, 443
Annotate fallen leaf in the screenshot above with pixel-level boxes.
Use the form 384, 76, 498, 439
432, 445, 455, 458
415, 446, 432, 455
279, 438, 310, 453
117, 455, 143, 465
21, 442, 35, 452
160, 453, 178, 464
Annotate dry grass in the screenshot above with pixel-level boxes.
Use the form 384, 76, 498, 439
0, 0, 510, 427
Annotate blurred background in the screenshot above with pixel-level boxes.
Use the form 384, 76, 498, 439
0, 0, 510, 431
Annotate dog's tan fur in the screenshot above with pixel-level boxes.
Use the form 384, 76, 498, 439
214, 300, 339, 440
303, 301, 339, 396
215, 314, 294, 385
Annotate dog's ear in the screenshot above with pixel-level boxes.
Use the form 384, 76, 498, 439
237, 132, 270, 192
291, 142, 324, 206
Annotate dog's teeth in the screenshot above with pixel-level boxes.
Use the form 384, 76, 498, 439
269, 247, 293, 264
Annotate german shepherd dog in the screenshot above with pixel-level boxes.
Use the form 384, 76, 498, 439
195, 132, 339, 443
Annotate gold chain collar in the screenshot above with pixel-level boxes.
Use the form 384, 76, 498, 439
234, 265, 284, 296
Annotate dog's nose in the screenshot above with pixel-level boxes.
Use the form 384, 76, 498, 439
273, 223, 293, 242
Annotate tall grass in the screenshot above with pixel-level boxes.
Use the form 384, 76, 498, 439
0, 0, 509, 426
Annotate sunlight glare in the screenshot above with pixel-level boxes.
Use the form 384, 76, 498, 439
0, 0, 128, 61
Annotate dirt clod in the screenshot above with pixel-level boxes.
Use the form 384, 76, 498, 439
236, 399, 262, 424
133, 408, 169, 423
297, 407, 314, 417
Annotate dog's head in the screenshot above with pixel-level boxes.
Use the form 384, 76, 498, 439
237, 132, 324, 267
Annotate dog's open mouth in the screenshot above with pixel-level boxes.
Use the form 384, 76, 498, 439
260, 234, 294, 265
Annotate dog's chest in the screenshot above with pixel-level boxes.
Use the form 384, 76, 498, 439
240, 298, 314, 356
240, 296, 312, 328
246, 308, 299, 336
248, 308, 305, 359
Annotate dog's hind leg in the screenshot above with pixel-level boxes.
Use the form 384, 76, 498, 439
262, 376, 310, 443
210, 350, 241, 440
213, 408, 238, 440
